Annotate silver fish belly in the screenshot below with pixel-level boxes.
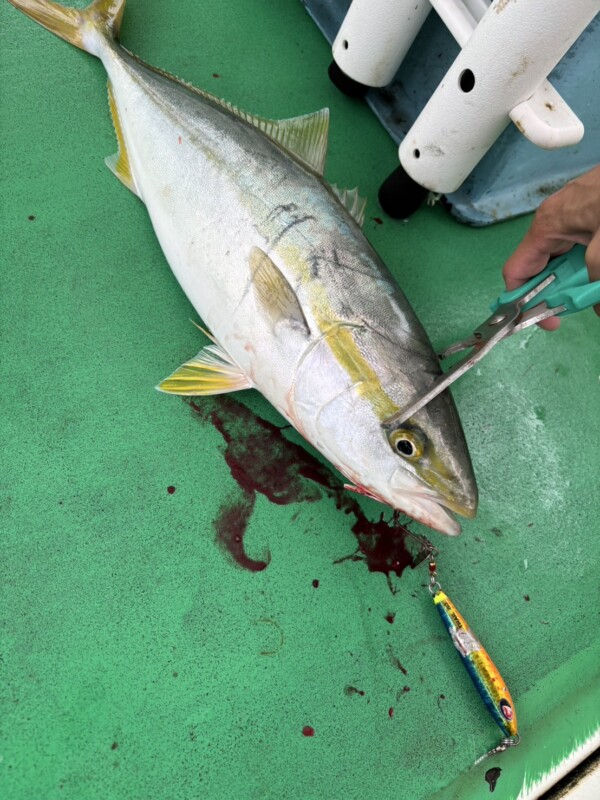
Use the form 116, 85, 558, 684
8, 0, 477, 535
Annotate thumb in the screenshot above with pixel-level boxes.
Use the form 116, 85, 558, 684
585, 230, 600, 316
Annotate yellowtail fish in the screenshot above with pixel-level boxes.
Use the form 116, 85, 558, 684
8, 0, 478, 534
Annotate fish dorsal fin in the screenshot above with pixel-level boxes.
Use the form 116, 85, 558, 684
128, 59, 329, 175
250, 247, 309, 331
157, 342, 252, 396
203, 97, 329, 175
105, 81, 140, 197
259, 109, 330, 176
331, 184, 367, 227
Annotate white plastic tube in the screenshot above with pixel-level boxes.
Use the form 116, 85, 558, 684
399, 0, 598, 193
429, 0, 477, 47
332, 0, 431, 87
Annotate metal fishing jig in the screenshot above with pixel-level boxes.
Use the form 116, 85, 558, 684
427, 554, 520, 764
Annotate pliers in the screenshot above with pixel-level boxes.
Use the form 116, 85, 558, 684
384, 244, 600, 429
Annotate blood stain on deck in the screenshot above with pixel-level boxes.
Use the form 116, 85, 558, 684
344, 686, 366, 697
386, 644, 408, 674
188, 396, 430, 578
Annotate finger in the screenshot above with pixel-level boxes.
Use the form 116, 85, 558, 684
585, 229, 600, 282
502, 232, 551, 291
537, 316, 561, 331
502, 224, 565, 331
502, 227, 573, 291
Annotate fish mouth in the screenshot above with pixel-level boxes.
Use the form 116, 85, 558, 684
438, 493, 477, 519
416, 464, 478, 522
393, 491, 462, 536
344, 481, 462, 536
388, 468, 475, 535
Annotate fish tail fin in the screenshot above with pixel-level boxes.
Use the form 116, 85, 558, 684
8, 0, 126, 55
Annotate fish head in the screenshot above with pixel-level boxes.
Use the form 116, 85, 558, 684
292, 323, 477, 535
380, 394, 478, 535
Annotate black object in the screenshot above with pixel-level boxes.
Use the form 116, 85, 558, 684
328, 60, 369, 99
484, 767, 502, 793
378, 165, 428, 219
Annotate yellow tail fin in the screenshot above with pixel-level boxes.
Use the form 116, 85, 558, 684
8, 0, 126, 53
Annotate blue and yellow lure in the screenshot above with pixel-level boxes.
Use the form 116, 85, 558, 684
429, 559, 520, 762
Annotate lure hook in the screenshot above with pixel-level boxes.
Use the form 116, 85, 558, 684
474, 735, 521, 766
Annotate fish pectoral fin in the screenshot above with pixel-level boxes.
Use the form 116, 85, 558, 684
330, 184, 367, 227
250, 247, 310, 333
105, 81, 140, 198
157, 344, 252, 396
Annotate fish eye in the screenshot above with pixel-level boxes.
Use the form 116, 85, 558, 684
396, 438, 415, 456
388, 429, 424, 459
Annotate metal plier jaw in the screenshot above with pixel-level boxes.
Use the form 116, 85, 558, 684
383, 243, 599, 432
382, 275, 562, 432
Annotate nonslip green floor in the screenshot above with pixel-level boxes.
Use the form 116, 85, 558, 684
1, 2, 599, 799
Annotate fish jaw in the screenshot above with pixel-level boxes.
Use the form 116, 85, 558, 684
390, 489, 462, 536
387, 459, 475, 535
344, 478, 462, 536
408, 391, 479, 521
402, 444, 478, 523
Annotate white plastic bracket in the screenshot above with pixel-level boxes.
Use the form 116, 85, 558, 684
509, 83, 584, 150
332, 0, 598, 193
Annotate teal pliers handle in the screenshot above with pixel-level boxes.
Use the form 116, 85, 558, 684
491, 244, 600, 316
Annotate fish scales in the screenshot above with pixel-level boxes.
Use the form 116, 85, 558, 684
107, 49, 444, 417
7, 0, 478, 535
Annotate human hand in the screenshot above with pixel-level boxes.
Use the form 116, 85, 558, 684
502, 164, 600, 330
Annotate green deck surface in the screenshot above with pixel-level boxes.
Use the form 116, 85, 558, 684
1, 2, 599, 799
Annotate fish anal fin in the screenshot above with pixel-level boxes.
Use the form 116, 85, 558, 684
250, 247, 309, 332
331, 184, 367, 227
105, 80, 140, 197
157, 343, 252, 396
